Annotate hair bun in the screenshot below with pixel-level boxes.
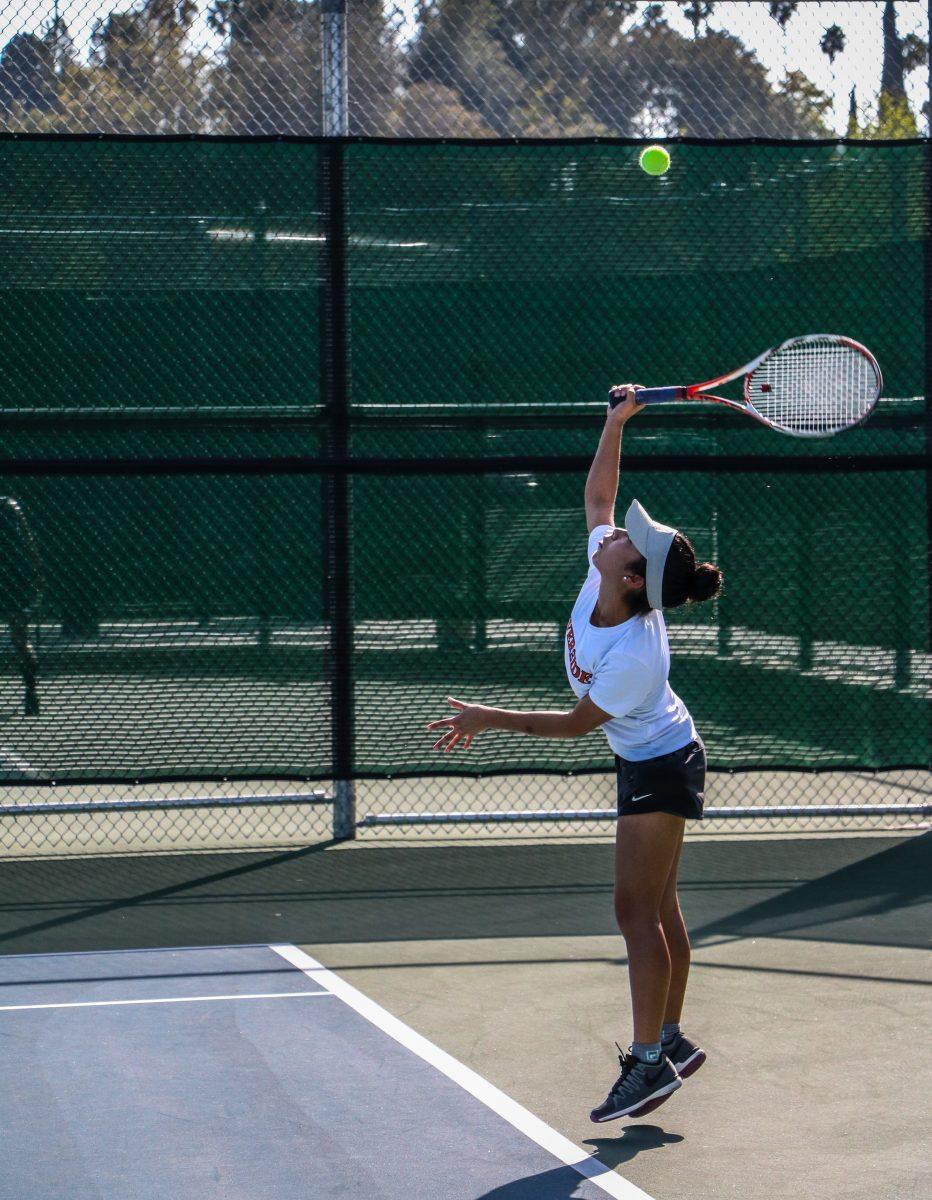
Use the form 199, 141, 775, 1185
688, 562, 723, 603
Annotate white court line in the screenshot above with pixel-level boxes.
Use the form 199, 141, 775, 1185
0, 941, 282, 959
0, 990, 328, 1013
271, 943, 657, 1200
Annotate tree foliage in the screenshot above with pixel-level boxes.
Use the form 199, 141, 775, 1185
0, 0, 922, 139
407, 0, 833, 136
768, 3, 799, 32
204, 0, 399, 133
205, 0, 322, 134
677, 2, 714, 39
848, 0, 926, 138
819, 25, 845, 67
0, 34, 57, 114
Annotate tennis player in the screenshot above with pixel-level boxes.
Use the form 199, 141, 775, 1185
0, 497, 43, 717
426, 384, 723, 1122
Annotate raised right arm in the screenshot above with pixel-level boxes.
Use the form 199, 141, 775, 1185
584, 384, 643, 532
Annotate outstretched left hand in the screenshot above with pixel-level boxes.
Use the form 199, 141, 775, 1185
426, 697, 491, 752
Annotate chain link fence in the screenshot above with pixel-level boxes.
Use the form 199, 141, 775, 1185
0, 1, 929, 138
0, 136, 928, 856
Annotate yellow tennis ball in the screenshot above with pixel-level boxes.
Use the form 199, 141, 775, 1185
639, 145, 670, 176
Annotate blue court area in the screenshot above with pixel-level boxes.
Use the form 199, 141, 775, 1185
0, 943, 647, 1200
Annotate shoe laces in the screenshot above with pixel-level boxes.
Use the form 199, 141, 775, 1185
609, 1042, 640, 1095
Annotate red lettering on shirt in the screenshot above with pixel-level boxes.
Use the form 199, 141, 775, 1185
565, 618, 592, 684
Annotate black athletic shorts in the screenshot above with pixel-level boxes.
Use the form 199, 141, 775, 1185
614, 738, 706, 821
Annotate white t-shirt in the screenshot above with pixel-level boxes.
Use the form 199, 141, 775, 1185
564, 523, 697, 761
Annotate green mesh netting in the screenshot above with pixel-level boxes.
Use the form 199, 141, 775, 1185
0, 137, 926, 783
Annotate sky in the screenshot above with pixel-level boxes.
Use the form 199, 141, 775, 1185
1, 0, 928, 135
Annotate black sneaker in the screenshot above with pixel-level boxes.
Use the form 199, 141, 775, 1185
589, 1044, 682, 1123
662, 1032, 706, 1079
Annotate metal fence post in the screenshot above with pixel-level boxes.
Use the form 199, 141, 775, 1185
322, 0, 348, 138
322, 0, 354, 840
925, 2, 932, 709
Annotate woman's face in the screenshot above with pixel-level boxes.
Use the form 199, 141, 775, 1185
592, 527, 644, 587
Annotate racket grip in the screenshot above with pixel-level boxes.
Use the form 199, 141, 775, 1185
608, 386, 686, 408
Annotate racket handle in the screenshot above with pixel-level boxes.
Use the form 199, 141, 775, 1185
608, 386, 686, 408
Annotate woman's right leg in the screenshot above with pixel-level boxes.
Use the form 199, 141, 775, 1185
657, 835, 708, 1079
659, 836, 690, 1025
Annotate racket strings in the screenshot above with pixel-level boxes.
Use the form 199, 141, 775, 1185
748, 338, 880, 436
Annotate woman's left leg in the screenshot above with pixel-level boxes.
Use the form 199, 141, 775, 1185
590, 812, 688, 1123
613, 811, 687, 1045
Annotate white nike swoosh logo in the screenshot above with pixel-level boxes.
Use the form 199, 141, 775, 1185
629, 793, 652, 803
684, 749, 700, 765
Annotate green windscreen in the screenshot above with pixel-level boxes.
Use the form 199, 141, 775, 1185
0, 137, 926, 784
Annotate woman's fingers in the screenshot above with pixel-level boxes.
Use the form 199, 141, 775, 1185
427, 698, 478, 751
426, 698, 466, 731
430, 728, 471, 752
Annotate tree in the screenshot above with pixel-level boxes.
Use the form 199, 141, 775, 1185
900, 33, 928, 78
775, 70, 833, 137
406, 0, 531, 136
80, 0, 204, 132
678, 2, 714, 40
604, 25, 830, 137
387, 82, 496, 136
866, 0, 927, 138
404, 0, 829, 138
642, 4, 666, 31
846, 85, 859, 138
345, 0, 401, 135
768, 2, 798, 31
206, 0, 321, 134
43, 14, 76, 80
819, 24, 845, 67
0, 33, 56, 114
880, 0, 906, 101
207, 0, 398, 134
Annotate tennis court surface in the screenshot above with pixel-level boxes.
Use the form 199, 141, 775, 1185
0, 831, 928, 1200
0, 942, 636, 1200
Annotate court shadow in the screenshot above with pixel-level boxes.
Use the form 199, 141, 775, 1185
472, 1165, 605, 1199
0, 831, 927, 955
689, 829, 931, 950
584, 1123, 685, 1162
470, 1126, 683, 1199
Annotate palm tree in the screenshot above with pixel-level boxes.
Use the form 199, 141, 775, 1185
819, 24, 845, 67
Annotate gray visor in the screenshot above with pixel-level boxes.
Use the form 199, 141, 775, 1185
624, 499, 677, 611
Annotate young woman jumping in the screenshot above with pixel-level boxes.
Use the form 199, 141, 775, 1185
426, 384, 723, 1122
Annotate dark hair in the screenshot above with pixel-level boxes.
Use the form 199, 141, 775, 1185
627, 534, 723, 613
662, 533, 723, 609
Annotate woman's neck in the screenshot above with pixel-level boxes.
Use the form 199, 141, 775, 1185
591, 589, 635, 627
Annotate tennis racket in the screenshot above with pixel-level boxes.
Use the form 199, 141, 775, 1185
609, 334, 882, 438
